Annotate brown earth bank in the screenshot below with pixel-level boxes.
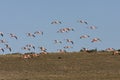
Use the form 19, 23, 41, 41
0, 52, 120, 80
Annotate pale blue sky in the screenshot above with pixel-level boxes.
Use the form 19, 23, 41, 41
0, 0, 120, 53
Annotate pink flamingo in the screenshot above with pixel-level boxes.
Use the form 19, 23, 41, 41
91, 38, 101, 42
80, 35, 90, 39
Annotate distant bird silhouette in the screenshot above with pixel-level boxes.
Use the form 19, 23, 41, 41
66, 27, 74, 32
66, 39, 74, 44
0, 48, 4, 52
64, 46, 73, 49
26, 44, 35, 50
34, 31, 43, 35
105, 48, 115, 52
5, 44, 12, 52
57, 49, 66, 53
57, 28, 67, 33
0, 39, 7, 43
91, 38, 101, 42
22, 46, 31, 51
38, 46, 47, 54
77, 20, 88, 24
80, 35, 90, 39
88, 26, 97, 30
54, 40, 62, 44
0, 32, 4, 37
51, 20, 62, 24
38, 46, 47, 52
26, 33, 35, 37
9, 33, 18, 39
81, 47, 88, 52
57, 27, 74, 33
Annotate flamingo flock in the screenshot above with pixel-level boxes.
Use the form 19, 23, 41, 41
0, 18, 107, 55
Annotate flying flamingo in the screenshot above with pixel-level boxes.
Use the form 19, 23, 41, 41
34, 31, 43, 35
39, 46, 47, 52
54, 40, 62, 44
88, 26, 97, 30
80, 35, 90, 39
22, 46, 31, 51
57, 27, 74, 33
51, 20, 62, 24
26, 44, 35, 50
64, 46, 73, 49
5, 44, 12, 52
0, 39, 8, 43
66, 39, 74, 44
91, 38, 101, 42
38, 46, 47, 54
26, 33, 35, 38
77, 20, 88, 24
0, 32, 4, 37
9, 33, 18, 39
0, 48, 4, 52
